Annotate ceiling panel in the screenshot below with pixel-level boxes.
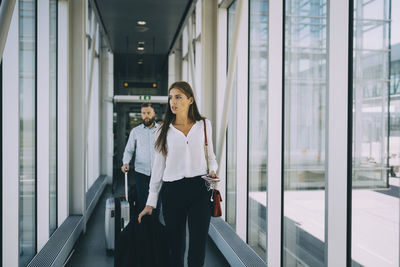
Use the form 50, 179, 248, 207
95, 0, 191, 55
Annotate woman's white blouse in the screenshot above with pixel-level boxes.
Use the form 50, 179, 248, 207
146, 119, 218, 208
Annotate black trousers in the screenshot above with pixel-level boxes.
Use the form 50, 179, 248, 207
134, 171, 160, 218
133, 171, 150, 211
161, 176, 212, 267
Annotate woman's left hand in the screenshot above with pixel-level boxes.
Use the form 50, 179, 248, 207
208, 171, 219, 184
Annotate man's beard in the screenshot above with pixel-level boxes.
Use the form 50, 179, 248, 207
143, 117, 155, 126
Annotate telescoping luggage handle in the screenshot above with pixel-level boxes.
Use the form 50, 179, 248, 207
124, 169, 129, 202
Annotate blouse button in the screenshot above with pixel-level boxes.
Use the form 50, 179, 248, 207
186, 141, 188, 144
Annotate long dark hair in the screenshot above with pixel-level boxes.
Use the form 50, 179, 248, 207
155, 81, 204, 156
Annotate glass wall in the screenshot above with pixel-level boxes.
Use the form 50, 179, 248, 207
247, 0, 268, 261
226, 0, 237, 230
389, 0, 400, 179
352, 0, 389, 188
351, 0, 399, 266
283, 0, 327, 266
49, 0, 58, 235
19, 0, 37, 266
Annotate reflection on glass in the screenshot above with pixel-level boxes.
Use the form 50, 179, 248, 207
283, 0, 327, 266
49, 0, 58, 235
19, 0, 36, 266
247, 0, 268, 262
351, 0, 399, 266
226, 0, 237, 230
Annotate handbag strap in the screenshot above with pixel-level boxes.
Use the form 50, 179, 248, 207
203, 119, 209, 174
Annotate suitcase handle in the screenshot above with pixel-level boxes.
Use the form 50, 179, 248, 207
124, 171, 129, 202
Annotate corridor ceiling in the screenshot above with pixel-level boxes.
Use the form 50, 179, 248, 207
94, 0, 192, 55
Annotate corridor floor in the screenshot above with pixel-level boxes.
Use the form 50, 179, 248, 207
66, 181, 230, 267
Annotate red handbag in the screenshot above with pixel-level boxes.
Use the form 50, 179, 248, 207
203, 119, 222, 217
211, 189, 222, 217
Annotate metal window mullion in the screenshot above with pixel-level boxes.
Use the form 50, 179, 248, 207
37, 0, 51, 250
235, 0, 248, 241
215, 6, 227, 217
2, 4, 19, 266
57, 0, 69, 226
326, 0, 350, 266
266, 0, 283, 266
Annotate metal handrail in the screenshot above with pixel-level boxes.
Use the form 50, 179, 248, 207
0, 0, 16, 63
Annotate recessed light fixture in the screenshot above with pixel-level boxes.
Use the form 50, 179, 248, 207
137, 61, 143, 64
138, 41, 145, 45
137, 47, 144, 51
137, 21, 147, 26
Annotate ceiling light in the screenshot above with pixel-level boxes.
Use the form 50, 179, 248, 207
137, 61, 143, 65
137, 21, 147, 26
138, 41, 145, 45
137, 47, 144, 51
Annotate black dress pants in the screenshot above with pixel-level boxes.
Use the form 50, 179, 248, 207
134, 171, 160, 218
133, 171, 150, 211
161, 176, 212, 267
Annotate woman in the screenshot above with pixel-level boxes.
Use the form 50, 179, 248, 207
138, 81, 219, 267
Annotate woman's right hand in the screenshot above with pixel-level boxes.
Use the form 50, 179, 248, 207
138, 205, 154, 224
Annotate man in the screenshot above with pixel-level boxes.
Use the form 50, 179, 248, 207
121, 103, 160, 212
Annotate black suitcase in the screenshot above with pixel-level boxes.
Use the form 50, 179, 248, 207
114, 214, 168, 267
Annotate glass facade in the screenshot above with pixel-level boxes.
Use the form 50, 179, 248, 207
352, 0, 390, 188
19, 0, 37, 266
226, 0, 238, 230
247, 0, 268, 261
283, 0, 327, 266
351, 0, 399, 266
49, 0, 58, 235
389, 0, 400, 180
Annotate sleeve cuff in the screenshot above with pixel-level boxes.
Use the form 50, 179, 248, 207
146, 192, 159, 208
210, 164, 218, 173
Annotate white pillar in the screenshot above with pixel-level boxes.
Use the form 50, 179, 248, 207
37, 0, 51, 250
201, 0, 218, 126
100, 49, 114, 183
57, 0, 70, 225
326, 0, 350, 266
235, 0, 249, 241
69, 0, 86, 218
215, 6, 227, 215
267, 1, 283, 266
2, 5, 19, 266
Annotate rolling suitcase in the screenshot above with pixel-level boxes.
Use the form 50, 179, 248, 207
105, 171, 130, 252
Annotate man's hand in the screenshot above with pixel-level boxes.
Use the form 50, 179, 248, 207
138, 205, 154, 223
121, 164, 129, 173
